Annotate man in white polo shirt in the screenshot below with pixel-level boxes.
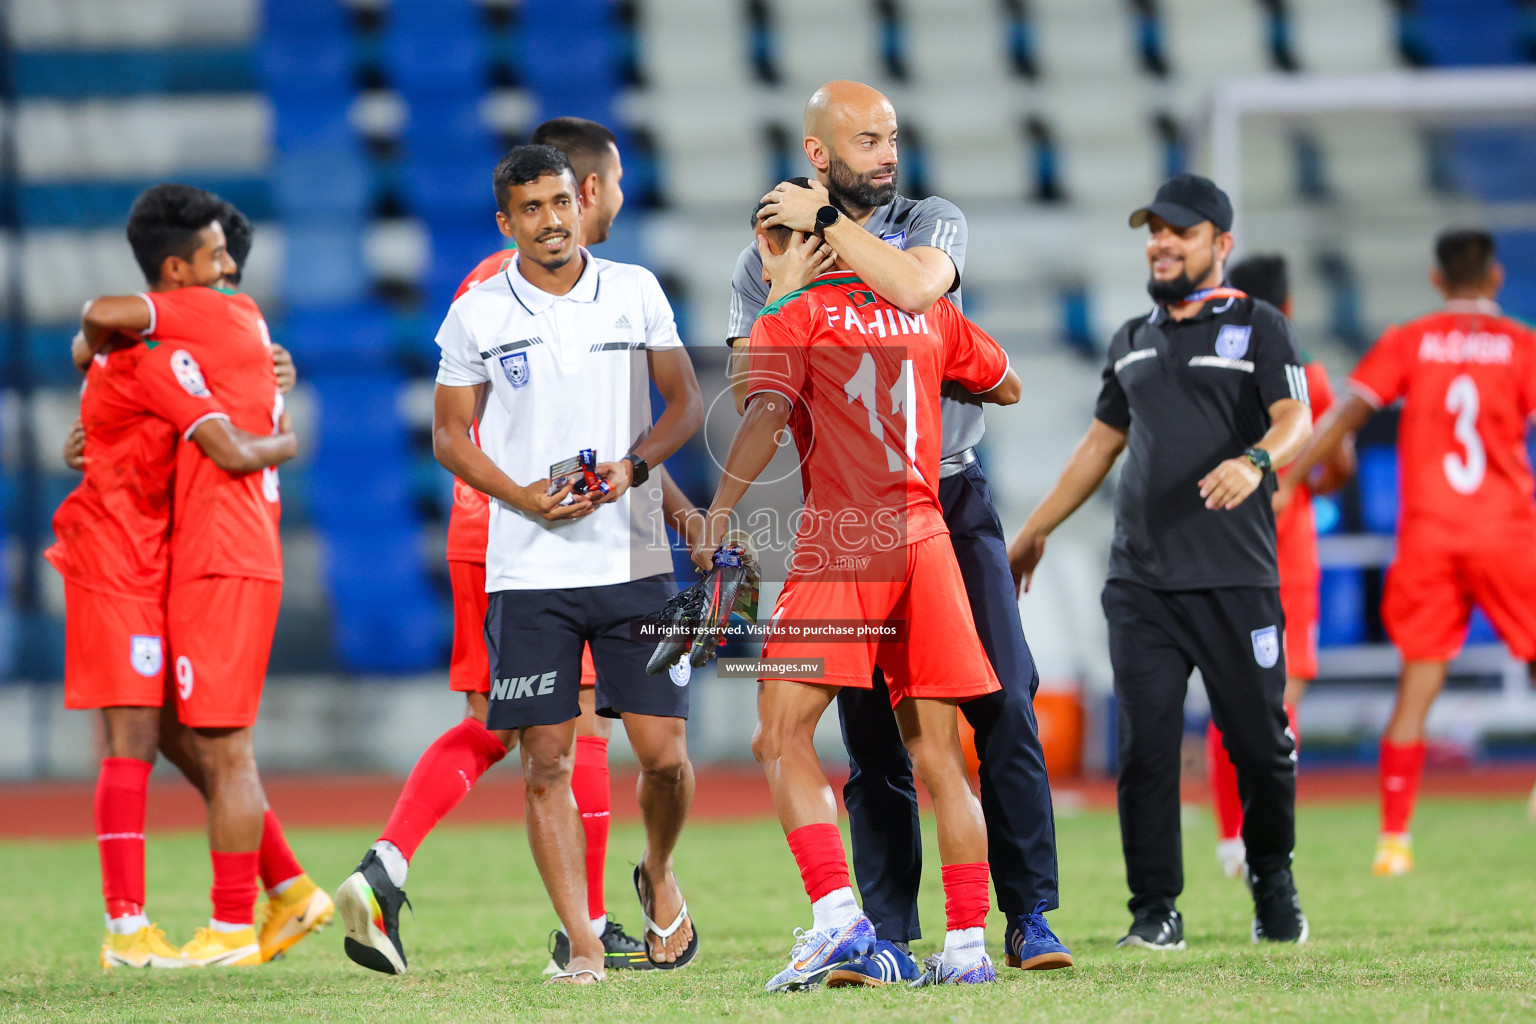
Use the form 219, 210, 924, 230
430, 145, 704, 984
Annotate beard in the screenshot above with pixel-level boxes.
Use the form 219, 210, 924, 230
525, 230, 576, 270
827, 151, 898, 210
1146, 269, 1197, 305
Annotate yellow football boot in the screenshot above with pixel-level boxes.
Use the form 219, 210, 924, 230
1372, 833, 1414, 877
180, 926, 261, 967
100, 923, 186, 969
258, 875, 335, 962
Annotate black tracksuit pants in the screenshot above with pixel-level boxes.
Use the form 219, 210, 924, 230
1102, 579, 1297, 915
837, 460, 1060, 940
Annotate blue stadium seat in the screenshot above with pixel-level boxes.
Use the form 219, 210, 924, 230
385, 0, 485, 99
1450, 128, 1536, 203
273, 303, 396, 370
259, 35, 353, 101
272, 132, 371, 219
1413, 1, 1527, 66
308, 373, 444, 671
1467, 606, 1498, 645
1493, 231, 1536, 323
281, 224, 370, 309
1356, 445, 1400, 535
1318, 567, 1367, 647
16, 50, 256, 98
423, 222, 508, 311
263, 0, 352, 40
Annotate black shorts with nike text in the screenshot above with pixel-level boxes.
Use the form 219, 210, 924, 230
484, 573, 687, 730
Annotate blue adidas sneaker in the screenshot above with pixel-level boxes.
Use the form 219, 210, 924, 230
825, 940, 920, 987
910, 950, 996, 987
764, 915, 876, 992
1004, 900, 1074, 970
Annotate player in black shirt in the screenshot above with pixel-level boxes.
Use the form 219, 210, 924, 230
1008, 175, 1314, 950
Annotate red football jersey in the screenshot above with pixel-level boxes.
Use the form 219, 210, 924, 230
1349, 301, 1536, 548
46, 344, 221, 602
444, 249, 514, 564
745, 272, 1009, 560
139, 287, 285, 584
1275, 361, 1335, 589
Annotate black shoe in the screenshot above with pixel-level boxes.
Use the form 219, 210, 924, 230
549, 919, 656, 971
1116, 907, 1185, 951
335, 850, 412, 975
1250, 867, 1309, 944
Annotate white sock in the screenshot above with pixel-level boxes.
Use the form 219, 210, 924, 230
943, 926, 985, 963
371, 840, 409, 888
268, 874, 302, 897
590, 914, 608, 938
209, 918, 250, 934
810, 887, 860, 932
105, 913, 149, 935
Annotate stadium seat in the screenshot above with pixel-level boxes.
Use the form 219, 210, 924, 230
1450, 128, 1536, 203
900, 88, 1032, 203
1159, 0, 1274, 84
1029, 0, 1143, 86
16, 97, 270, 182
1356, 445, 1399, 535
902, 0, 1012, 86
638, 98, 772, 211
769, 0, 883, 90
8, 0, 257, 50
275, 302, 396, 369
279, 224, 370, 311
383, 0, 486, 100
1413, 0, 1527, 66
1493, 231, 1536, 323
1315, 115, 1433, 206
1318, 567, 1367, 647
272, 130, 371, 219
258, 34, 353, 103
638, 0, 754, 94
1286, 0, 1401, 73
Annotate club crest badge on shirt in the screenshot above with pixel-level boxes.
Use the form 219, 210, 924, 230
170, 350, 211, 397
668, 655, 691, 687
881, 230, 907, 249
1215, 325, 1252, 360
500, 352, 530, 389
1250, 625, 1280, 669
130, 635, 163, 677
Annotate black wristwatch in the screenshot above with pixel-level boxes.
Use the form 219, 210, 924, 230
1243, 447, 1273, 474
623, 453, 649, 486
814, 204, 841, 234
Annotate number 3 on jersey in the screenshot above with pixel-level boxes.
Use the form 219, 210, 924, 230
1443, 373, 1486, 495
843, 354, 920, 479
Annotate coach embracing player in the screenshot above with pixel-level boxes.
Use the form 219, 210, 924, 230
1011, 175, 1313, 950
728, 80, 1069, 976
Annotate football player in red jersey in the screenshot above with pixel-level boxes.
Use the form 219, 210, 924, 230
1204, 255, 1356, 879
1283, 229, 1536, 875
49, 185, 299, 967
696, 210, 1022, 989
345, 118, 704, 976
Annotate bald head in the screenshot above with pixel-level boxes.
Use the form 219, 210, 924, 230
801, 80, 900, 213
803, 80, 894, 138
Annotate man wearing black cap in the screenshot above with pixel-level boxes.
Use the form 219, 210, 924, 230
1008, 174, 1314, 949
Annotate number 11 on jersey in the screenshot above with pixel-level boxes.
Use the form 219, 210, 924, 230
844, 354, 921, 480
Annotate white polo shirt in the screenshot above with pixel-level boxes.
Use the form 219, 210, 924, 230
436, 248, 682, 591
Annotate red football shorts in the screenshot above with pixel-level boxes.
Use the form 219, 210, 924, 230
761, 534, 1001, 705
1279, 582, 1319, 681
61, 581, 166, 710
1382, 544, 1536, 662
167, 576, 282, 728
448, 560, 595, 693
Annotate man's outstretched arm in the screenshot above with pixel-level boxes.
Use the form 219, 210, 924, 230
1008, 418, 1128, 594
189, 416, 297, 475
692, 392, 793, 569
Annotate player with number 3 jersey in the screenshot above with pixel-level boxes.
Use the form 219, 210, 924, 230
1286, 229, 1536, 876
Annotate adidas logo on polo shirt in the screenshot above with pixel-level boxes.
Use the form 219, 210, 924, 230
433, 247, 683, 592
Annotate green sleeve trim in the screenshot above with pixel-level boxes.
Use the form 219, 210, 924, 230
755, 274, 864, 319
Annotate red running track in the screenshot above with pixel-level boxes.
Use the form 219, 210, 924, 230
1, 764, 1531, 840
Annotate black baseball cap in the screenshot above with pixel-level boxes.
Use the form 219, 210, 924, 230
1129, 174, 1233, 233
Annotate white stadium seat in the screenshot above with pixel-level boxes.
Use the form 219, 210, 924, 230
1029, 0, 1143, 87
8, 0, 257, 49
770, 0, 883, 91
1160, 0, 1273, 86
899, 87, 1033, 204
902, 0, 1012, 86
633, 96, 774, 212
1315, 115, 1432, 206
1288, 0, 1401, 73
1238, 120, 1299, 209
640, 0, 755, 94
16, 97, 271, 181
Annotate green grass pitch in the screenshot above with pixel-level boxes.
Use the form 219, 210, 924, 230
2, 798, 1533, 1023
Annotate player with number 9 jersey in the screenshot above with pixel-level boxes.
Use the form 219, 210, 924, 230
744, 273, 1011, 701
141, 286, 286, 727
1348, 299, 1536, 663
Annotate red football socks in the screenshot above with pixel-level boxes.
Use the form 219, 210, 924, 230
1206, 703, 1302, 843
380, 717, 508, 861
210, 850, 260, 927
572, 735, 611, 920
95, 757, 151, 919
940, 862, 991, 932
1205, 720, 1244, 842
786, 823, 851, 903
259, 809, 305, 893
1380, 739, 1426, 835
